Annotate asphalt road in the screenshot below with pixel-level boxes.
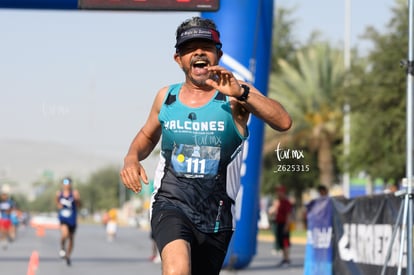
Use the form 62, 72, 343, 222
0, 223, 305, 275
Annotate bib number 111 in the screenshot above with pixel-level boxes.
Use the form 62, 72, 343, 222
186, 158, 206, 174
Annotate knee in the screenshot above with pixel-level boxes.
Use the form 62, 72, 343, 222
162, 262, 190, 275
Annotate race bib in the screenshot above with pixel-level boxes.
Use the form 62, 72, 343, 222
60, 209, 72, 218
171, 144, 220, 179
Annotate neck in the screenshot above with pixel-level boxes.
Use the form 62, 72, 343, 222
180, 83, 216, 108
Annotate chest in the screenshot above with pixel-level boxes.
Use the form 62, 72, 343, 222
0, 200, 11, 211
59, 194, 74, 208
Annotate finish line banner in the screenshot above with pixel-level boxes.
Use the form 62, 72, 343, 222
332, 194, 406, 275
305, 194, 408, 275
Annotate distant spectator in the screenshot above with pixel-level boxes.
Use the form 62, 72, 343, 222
317, 185, 329, 197
106, 208, 118, 242
268, 185, 293, 267
303, 184, 329, 230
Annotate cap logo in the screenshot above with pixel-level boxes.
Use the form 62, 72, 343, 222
176, 27, 221, 48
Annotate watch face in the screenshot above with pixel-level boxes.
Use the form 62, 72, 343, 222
79, 0, 219, 11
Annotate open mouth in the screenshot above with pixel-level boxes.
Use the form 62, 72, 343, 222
192, 60, 209, 75
193, 60, 208, 68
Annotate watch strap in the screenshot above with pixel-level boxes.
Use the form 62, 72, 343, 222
237, 84, 250, 101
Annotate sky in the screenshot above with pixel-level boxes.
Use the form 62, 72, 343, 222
0, 0, 396, 165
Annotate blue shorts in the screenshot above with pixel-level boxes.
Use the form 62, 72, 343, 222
60, 221, 77, 234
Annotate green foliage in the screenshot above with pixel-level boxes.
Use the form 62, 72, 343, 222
265, 0, 408, 199
29, 187, 58, 212
345, 0, 407, 182
11, 193, 31, 212
272, 5, 300, 73
79, 165, 125, 213
29, 177, 60, 212
268, 42, 345, 189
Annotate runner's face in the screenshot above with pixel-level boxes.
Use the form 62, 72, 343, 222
62, 183, 71, 190
175, 40, 221, 86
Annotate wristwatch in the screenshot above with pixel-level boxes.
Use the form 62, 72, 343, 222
237, 84, 250, 101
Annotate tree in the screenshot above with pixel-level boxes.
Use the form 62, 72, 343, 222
80, 165, 124, 213
11, 193, 30, 212
29, 175, 60, 212
261, 5, 335, 199
271, 5, 300, 73
268, 42, 346, 188
346, 0, 407, 183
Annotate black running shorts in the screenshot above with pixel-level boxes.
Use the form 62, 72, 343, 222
151, 206, 233, 275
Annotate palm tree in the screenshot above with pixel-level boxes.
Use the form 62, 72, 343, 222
267, 42, 347, 187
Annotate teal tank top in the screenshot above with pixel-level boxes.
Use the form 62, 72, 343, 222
159, 83, 246, 179
154, 83, 248, 233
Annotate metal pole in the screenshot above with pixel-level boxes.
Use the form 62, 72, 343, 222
343, 0, 351, 198
406, 0, 414, 273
